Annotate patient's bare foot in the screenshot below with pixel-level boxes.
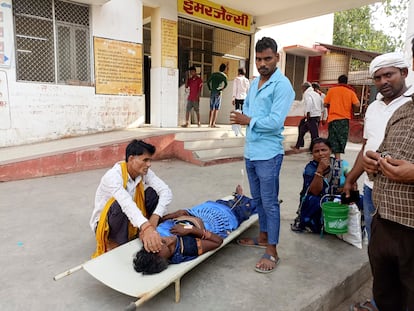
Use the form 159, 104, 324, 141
235, 184, 243, 195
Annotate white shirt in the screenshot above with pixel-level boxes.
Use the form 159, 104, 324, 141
320, 92, 328, 121
363, 87, 414, 188
89, 162, 173, 232
232, 75, 250, 100
303, 87, 323, 117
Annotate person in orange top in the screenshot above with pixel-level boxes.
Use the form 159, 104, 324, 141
324, 74, 360, 160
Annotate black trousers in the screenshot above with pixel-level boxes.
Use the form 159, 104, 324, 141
294, 117, 320, 148
369, 214, 414, 311
107, 187, 159, 245
234, 99, 244, 111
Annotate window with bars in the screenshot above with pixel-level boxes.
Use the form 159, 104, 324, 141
178, 19, 214, 89
285, 53, 306, 100
178, 18, 250, 96
13, 0, 91, 84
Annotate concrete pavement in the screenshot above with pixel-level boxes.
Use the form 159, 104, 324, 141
0, 143, 370, 311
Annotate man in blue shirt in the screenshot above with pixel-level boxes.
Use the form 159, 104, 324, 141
230, 37, 295, 273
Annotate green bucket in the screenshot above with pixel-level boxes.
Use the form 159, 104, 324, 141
321, 202, 349, 234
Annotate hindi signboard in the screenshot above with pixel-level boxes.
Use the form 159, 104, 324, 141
94, 37, 142, 96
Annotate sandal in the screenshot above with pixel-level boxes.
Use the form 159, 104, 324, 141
349, 300, 377, 311
254, 253, 280, 274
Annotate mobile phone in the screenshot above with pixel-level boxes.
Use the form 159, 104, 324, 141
341, 190, 360, 204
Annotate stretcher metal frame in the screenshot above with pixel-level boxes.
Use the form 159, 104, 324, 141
54, 205, 258, 310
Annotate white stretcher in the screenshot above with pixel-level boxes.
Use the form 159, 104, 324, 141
54, 210, 258, 310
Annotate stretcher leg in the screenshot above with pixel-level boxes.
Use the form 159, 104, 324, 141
175, 278, 181, 303
53, 264, 84, 281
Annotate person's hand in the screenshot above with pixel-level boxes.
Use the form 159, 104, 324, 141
170, 224, 193, 236
235, 184, 243, 195
148, 214, 160, 228
317, 156, 330, 175
140, 223, 162, 253
363, 150, 381, 174
352, 182, 358, 191
232, 99, 235, 106
378, 157, 414, 183
230, 110, 250, 126
342, 179, 354, 198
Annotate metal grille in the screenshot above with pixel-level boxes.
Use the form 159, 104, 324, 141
57, 25, 70, 82
55, 0, 89, 26
15, 14, 55, 82
13, 0, 53, 18
74, 28, 89, 81
14, 0, 90, 84
56, 24, 90, 83
213, 28, 249, 58
178, 19, 215, 87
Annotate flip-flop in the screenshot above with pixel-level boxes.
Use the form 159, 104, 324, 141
254, 253, 280, 274
236, 237, 267, 248
349, 300, 376, 311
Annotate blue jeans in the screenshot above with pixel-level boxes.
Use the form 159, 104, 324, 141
363, 184, 375, 241
245, 154, 283, 245
209, 92, 222, 110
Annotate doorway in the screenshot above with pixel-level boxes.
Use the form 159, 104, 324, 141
144, 55, 151, 124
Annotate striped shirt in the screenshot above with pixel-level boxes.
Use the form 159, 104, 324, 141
373, 100, 414, 228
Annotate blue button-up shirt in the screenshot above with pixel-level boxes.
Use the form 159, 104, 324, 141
243, 68, 295, 160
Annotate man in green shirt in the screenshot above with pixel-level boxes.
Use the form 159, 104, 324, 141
207, 63, 228, 127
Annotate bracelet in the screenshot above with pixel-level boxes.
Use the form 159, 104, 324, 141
314, 172, 324, 178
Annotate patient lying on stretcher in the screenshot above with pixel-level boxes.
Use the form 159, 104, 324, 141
133, 185, 256, 274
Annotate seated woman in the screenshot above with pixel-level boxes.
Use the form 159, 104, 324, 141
290, 137, 350, 233
133, 185, 257, 274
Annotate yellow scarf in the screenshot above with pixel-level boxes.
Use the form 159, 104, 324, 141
92, 161, 146, 258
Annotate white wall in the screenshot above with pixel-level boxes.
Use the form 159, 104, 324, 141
256, 14, 334, 52
147, 0, 179, 127
253, 14, 334, 117
0, 0, 145, 147
92, 0, 142, 43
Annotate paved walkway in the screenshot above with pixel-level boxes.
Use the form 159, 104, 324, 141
0, 131, 369, 311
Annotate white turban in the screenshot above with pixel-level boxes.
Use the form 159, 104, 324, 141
369, 52, 409, 77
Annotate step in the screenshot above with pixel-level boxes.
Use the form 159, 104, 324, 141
183, 137, 245, 150
177, 126, 310, 165
192, 146, 245, 160
175, 129, 235, 141
0, 125, 308, 181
